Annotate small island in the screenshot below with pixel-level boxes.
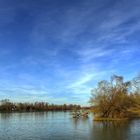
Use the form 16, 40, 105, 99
89, 74, 140, 121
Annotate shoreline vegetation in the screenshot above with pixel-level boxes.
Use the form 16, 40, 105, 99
0, 99, 81, 112
90, 74, 140, 121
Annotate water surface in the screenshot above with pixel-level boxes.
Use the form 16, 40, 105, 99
0, 112, 140, 140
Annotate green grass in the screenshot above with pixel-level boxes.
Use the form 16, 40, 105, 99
93, 117, 129, 121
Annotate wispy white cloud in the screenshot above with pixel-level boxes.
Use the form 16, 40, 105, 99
77, 46, 114, 63
67, 73, 94, 96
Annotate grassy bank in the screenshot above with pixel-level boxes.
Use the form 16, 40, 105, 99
92, 107, 140, 121
93, 117, 129, 121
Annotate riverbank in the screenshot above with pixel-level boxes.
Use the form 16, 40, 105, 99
93, 117, 129, 121
92, 107, 140, 121
0, 99, 81, 112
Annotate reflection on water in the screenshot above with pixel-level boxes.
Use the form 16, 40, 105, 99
90, 121, 130, 140
0, 113, 12, 120
0, 112, 140, 140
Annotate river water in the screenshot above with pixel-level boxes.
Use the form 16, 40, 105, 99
0, 112, 140, 140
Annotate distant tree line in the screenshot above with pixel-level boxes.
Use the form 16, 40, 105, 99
0, 99, 81, 112
90, 74, 140, 119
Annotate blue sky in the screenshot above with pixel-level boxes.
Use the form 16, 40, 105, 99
0, 0, 140, 105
